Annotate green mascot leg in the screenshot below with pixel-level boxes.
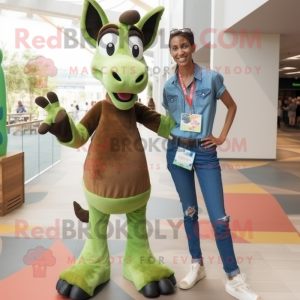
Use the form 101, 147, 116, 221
58, 205, 111, 298
123, 205, 176, 297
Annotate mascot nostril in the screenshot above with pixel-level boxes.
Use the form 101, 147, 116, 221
112, 72, 122, 82
136, 74, 144, 83
35, 0, 177, 299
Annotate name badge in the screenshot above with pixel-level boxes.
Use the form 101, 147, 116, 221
173, 147, 195, 171
180, 113, 202, 133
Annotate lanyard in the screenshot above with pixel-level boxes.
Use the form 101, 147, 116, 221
178, 71, 195, 109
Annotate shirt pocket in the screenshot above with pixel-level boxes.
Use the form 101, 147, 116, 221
195, 89, 211, 108
167, 95, 178, 113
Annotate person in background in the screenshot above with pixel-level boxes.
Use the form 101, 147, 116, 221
16, 101, 26, 113
278, 100, 282, 128
296, 99, 300, 127
278, 99, 283, 124
147, 98, 156, 110
74, 101, 80, 122
74, 101, 79, 111
288, 98, 297, 127
282, 99, 289, 126
84, 102, 90, 115
13, 101, 27, 134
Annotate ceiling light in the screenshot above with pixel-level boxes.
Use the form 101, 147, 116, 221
280, 67, 296, 70
286, 55, 300, 60
285, 71, 300, 75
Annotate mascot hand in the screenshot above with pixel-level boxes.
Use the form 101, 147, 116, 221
35, 92, 72, 143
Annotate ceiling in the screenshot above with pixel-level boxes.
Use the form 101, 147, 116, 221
0, 0, 158, 20
0, 0, 157, 57
230, 0, 300, 78
192, 0, 300, 78
1, 0, 300, 77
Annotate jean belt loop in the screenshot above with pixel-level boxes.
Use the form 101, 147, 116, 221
175, 136, 179, 146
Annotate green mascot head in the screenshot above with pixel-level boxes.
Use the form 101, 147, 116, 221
81, 0, 164, 110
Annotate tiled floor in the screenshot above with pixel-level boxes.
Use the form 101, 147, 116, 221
0, 125, 300, 300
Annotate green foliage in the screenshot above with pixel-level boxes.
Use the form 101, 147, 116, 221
1, 47, 57, 115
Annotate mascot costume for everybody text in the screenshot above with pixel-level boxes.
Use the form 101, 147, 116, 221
35, 0, 177, 299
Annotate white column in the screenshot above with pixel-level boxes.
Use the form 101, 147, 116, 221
153, 0, 184, 114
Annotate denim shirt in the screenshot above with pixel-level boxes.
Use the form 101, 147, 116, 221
162, 64, 226, 139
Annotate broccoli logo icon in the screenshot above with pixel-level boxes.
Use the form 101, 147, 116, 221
84, 157, 106, 179
24, 56, 57, 88
23, 246, 56, 277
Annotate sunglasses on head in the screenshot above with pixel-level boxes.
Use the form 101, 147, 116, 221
170, 28, 193, 36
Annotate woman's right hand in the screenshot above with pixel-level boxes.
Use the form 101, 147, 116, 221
35, 92, 72, 143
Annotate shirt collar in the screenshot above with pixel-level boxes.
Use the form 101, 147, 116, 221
171, 64, 202, 85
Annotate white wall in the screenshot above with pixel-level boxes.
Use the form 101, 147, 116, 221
212, 0, 280, 159
222, 0, 269, 29
154, 0, 184, 114
184, 0, 211, 50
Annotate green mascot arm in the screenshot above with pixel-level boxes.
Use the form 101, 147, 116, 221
60, 101, 102, 148
134, 102, 176, 139
35, 93, 102, 148
57, 116, 90, 149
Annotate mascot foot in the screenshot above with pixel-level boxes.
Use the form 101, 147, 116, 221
58, 263, 110, 299
123, 253, 176, 297
56, 279, 90, 300
140, 275, 176, 298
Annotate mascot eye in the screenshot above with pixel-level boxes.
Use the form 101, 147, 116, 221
129, 36, 143, 60
98, 33, 118, 57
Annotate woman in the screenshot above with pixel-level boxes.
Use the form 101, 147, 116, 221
13, 101, 27, 134
288, 98, 297, 126
282, 99, 289, 126
147, 97, 156, 110
162, 28, 263, 300
16, 101, 26, 113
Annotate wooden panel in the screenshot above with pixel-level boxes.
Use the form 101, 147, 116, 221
0, 152, 24, 216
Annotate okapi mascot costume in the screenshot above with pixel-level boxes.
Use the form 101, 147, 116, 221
35, 0, 177, 299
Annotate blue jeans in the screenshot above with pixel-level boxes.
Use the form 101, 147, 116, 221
166, 139, 240, 278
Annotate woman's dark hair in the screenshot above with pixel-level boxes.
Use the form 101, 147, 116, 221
169, 31, 195, 72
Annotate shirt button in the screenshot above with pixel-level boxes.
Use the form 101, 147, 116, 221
202, 94, 205, 96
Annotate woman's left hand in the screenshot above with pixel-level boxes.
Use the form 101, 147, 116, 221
201, 135, 226, 148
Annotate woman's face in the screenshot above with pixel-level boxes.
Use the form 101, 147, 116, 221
169, 35, 195, 68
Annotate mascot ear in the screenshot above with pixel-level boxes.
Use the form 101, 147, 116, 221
81, 0, 109, 48
136, 7, 164, 51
